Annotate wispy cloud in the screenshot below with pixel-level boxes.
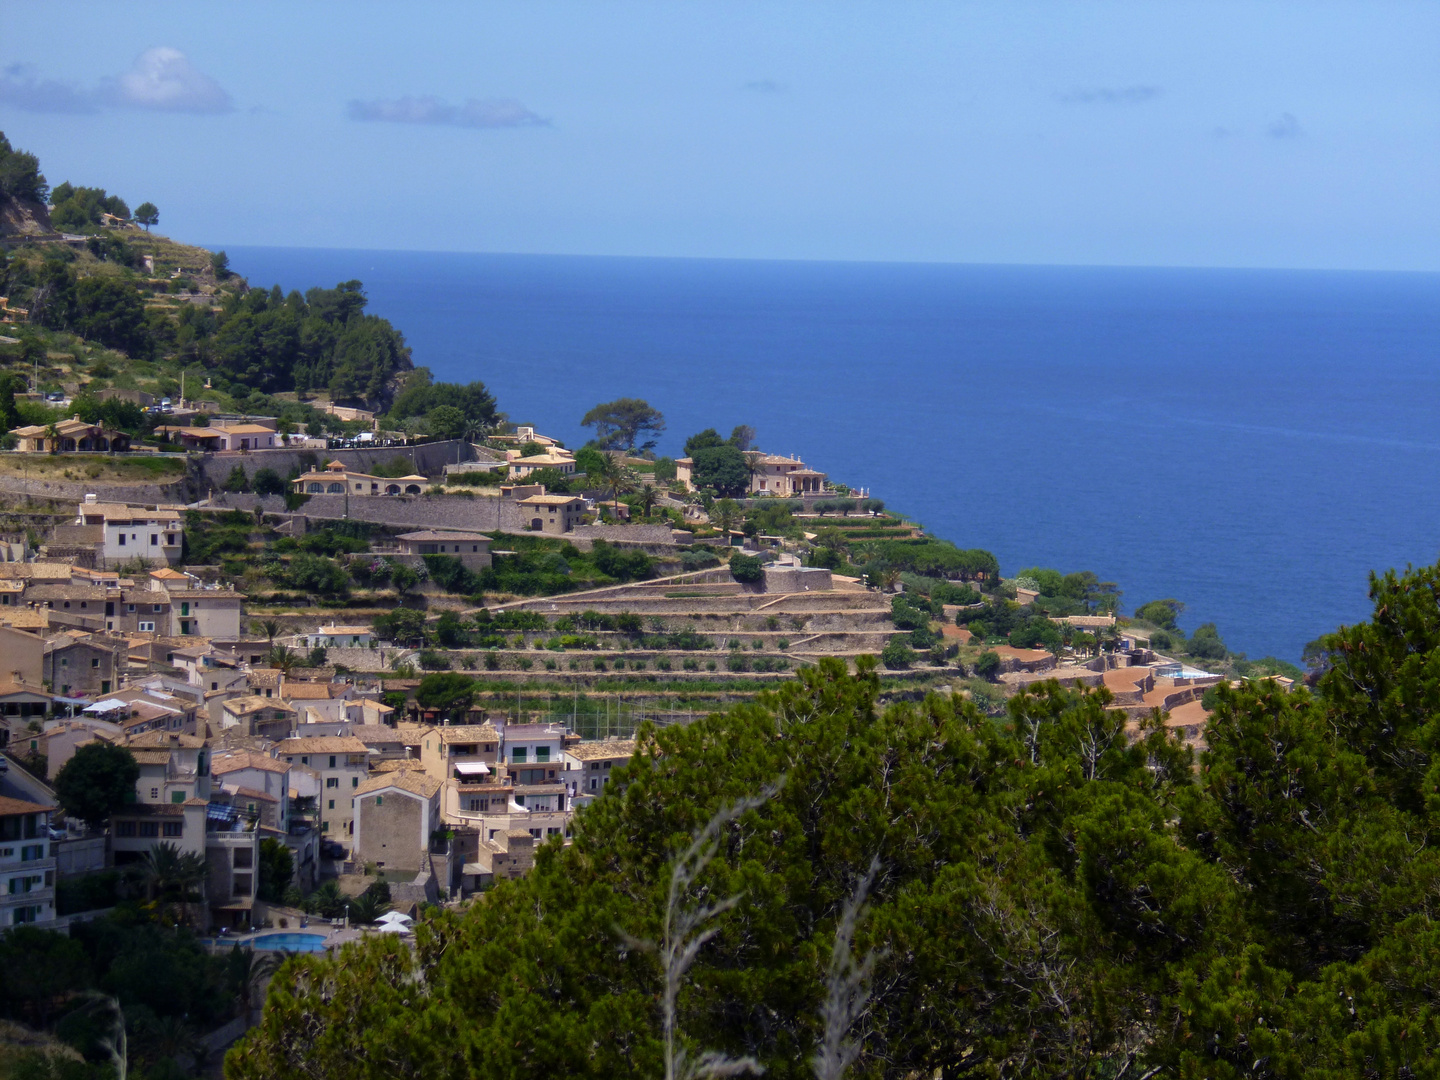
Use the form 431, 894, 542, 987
347, 95, 549, 128
0, 64, 99, 113
743, 79, 784, 94
1058, 85, 1162, 105
0, 49, 233, 115
1267, 112, 1302, 139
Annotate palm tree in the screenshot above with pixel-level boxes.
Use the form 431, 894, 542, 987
227, 946, 283, 1026
254, 619, 282, 646
267, 644, 297, 675
140, 842, 185, 903
639, 482, 660, 520
712, 498, 740, 543
590, 453, 636, 519
347, 890, 391, 925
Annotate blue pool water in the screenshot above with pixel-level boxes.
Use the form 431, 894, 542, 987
220, 247, 1440, 661
249, 932, 328, 952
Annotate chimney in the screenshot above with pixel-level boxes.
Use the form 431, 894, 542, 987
85, 493, 97, 505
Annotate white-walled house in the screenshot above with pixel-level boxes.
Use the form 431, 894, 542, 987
76, 497, 183, 568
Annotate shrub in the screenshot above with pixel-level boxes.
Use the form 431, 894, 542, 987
975, 650, 1002, 680
729, 553, 764, 583
484, 652, 499, 670
417, 649, 451, 670
881, 637, 915, 669
656, 657, 672, 671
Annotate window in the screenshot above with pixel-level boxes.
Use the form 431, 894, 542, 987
329, 755, 337, 768
153, 604, 162, 612
233, 874, 252, 896
150, 535, 158, 546
139, 621, 155, 632
171, 791, 184, 804
12, 906, 42, 924
534, 747, 550, 763
139, 822, 159, 838
321, 821, 329, 832
351, 777, 358, 788
589, 762, 600, 771
590, 778, 598, 791
162, 822, 183, 837
375, 796, 383, 806
91, 657, 100, 668
116, 822, 136, 837
233, 848, 253, 868
328, 799, 335, 810
512, 747, 527, 764
20, 845, 45, 862
150, 788, 159, 799
118, 534, 126, 546
326, 778, 339, 789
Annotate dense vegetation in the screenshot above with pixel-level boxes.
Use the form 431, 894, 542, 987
227, 558, 1440, 1078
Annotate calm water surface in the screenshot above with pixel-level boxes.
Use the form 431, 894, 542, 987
222, 247, 1440, 661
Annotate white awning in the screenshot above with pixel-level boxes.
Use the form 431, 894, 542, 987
454, 761, 490, 776
85, 698, 129, 713
508, 799, 528, 814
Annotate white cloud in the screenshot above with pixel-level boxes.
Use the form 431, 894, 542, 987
0, 50, 232, 115
347, 95, 548, 128
105, 47, 234, 113
0, 63, 99, 113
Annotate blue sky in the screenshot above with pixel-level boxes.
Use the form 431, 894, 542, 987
1, 1, 1435, 270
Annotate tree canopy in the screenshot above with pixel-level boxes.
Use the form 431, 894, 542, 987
581, 398, 666, 451
54, 742, 139, 829
0, 131, 47, 204
229, 556, 1440, 1080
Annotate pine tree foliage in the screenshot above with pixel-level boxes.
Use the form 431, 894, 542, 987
230, 562, 1440, 1079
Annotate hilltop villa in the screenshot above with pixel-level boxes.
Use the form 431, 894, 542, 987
293, 460, 429, 496
675, 451, 827, 496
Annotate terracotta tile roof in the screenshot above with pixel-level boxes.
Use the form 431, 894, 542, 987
370, 758, 426, 773
355, 771, 441, 799
276, 736, 370, 755
212, 751, 291, 775
224, 696, 296, 715
0, 564, 72, 581
395, 530, 490, 543
227, 785, 279, 803
433, 723, 500, 743
350, 725, 408, 745
567, 738, 637, 762
281, 683, 341, 700
129, 749, 172, 765
0, 796, 55, 816
125, 731, 205, 748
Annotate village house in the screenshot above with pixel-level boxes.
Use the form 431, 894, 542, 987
516, 493, 586, 535
506, 451, 577, 479
75, 498, 183, 568
274, 735, 370, 845
298, 625, 375, 650
211, 750, 292, 832
674, 450, 827, 496
126, 731, 209, 806
0, 796, 57, 929
352, 770, 443, 878
146, 569, 243, 639
208, 422, 278, 451
565, 737, 637, 800
389, 531, 492, 570
42, 631, 123, 698
9, 416, 131, 454
503, 722, 572, 839
419, 723, 501, 785
219, 696, 296, 741
292, 460, 428, 496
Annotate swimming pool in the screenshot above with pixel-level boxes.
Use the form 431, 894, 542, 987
249, 932, 328, 952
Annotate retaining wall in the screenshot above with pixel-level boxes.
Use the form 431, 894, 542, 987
193, 439, 473, 492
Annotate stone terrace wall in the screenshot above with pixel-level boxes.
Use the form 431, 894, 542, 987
0, 474, 186, 506
194, 439, 472, 492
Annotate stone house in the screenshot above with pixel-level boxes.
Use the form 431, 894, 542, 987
293, 460, 427, 496
391, 531, 492, 570
220, 696, 297, 740
10, 416, 131, 454
352, 770, 443, 877
209, 423, 278, 451
42, 631, 122, 698
515, 494, 586, 535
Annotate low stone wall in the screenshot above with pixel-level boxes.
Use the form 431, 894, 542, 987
571, 523, 679, 545
194, 439, 472, 492
0, 474, 184, 506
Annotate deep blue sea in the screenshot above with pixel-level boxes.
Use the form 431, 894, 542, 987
221, 247, 1440, 662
